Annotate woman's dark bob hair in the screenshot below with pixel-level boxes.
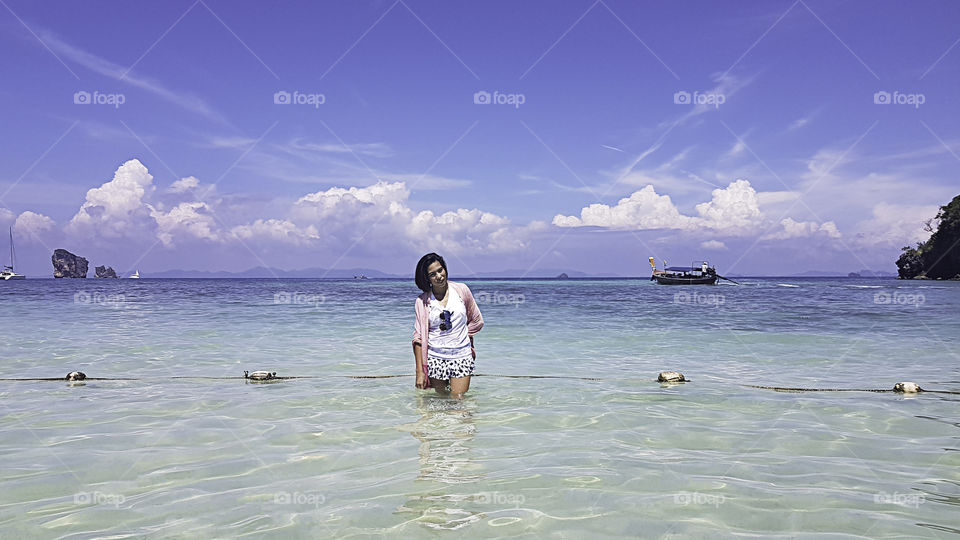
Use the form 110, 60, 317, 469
415, 253, 447, 292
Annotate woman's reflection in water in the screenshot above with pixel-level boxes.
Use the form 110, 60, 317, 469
411, 395, 480, 483
396, 395, 484, 530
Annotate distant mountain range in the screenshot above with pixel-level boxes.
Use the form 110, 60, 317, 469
145, 267, 605, 279
142, 266, 896, 279
464, 269, 617, 278
790, 269, 897, 277
146, 267, 399, 279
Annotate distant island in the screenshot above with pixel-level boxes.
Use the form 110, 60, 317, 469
897, 194, 960, 280
50, 249, 121, 278
52, 248, 88, 278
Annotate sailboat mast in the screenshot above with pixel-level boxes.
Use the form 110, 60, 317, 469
9, 227, 15, 269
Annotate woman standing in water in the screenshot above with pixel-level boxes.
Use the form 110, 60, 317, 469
412, 253, 484, 398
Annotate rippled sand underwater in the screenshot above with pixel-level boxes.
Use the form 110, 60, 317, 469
0, 278, 958, 538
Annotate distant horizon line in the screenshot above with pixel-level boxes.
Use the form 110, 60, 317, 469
14, 274, 902, 280
13, 264, 901, 280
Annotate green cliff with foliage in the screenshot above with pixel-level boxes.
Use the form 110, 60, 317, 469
897, 194, 960, 279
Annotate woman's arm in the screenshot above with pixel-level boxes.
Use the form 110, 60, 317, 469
413, 342, 427, 389
412, 294, 429, 389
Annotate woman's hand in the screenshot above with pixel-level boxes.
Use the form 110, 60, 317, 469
416, 371, 427, 389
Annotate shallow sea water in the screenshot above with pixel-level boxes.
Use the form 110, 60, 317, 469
1, 277, 958, 538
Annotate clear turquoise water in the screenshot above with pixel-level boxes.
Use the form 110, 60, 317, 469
1, 277, 958, 538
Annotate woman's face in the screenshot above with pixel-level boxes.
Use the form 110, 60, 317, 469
426, 261, 446, 289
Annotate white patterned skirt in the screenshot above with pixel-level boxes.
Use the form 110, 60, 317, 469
427, 355, 475, 380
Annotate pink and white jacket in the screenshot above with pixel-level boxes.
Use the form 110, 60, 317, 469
412, 281, 484, 386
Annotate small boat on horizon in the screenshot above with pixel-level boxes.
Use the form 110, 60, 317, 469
649, 257, 719, 285
1, 227, 26, 280
128, 270, 140, 279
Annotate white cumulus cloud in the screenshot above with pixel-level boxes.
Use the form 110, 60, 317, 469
850, 203, 936, 249
408, 208, 525, 253
62, 160, 227, 247
66, 158, 156, 240
55, 162, 534, 255
294, 181, 410, 221
168, 176, 200, 194
552, 185, 694, 230
762, 218, 842, 240
701, 240, 727, 250
695, 179, 763, 233
231, 219, 320, 245
292, 181, 529, 254
150, 202, 221, 247
553, 179, 846, 248
14, 211, 57, 237
554, 180, 765, 234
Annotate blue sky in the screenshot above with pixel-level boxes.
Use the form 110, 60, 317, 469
1, 0, 958, 277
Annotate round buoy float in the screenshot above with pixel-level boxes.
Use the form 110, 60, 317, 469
893, 382, 922, 393
658, 371, 686, 383
65, 371, 86, 381
244, 370, 277, 381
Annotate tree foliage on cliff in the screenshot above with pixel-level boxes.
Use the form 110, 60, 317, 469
897, 194, 960, 279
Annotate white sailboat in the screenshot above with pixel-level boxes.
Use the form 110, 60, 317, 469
1, 227, 26, 280
128, 270, 140, 279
